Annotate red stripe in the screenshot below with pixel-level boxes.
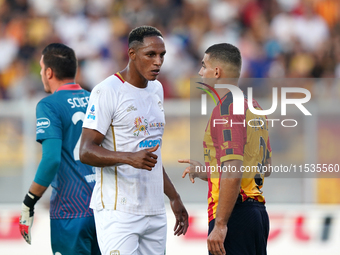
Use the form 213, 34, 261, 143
207, 177, 215, 221
56, 84, 82, 92
240, 188, 248, 201
114, 73, 124, 83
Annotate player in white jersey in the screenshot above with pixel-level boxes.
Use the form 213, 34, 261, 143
80, 26, 189, 255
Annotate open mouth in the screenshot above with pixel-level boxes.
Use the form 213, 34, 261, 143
151, 69, 160, 75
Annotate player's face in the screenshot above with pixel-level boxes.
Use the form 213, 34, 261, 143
198, 54, 216, 80
39, 56, 51, 93
133, 36, 166, 81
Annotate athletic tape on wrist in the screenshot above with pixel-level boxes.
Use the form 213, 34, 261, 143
23, 192, 41, 210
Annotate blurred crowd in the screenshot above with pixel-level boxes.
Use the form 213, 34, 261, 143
0, 0, 339, 100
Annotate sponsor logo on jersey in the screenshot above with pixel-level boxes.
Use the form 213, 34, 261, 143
36, 118, 50, 129
36, 129, 45, 134
110, 251, 120, 255
84, 174, 96, 183
149, 122, 165, 129
87, 105, 95, 120
127, 105, 137, 112
133, 116, 150, 136
139, 139, 161, 148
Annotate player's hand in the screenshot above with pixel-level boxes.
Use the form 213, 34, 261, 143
178, 159, 203, 183
207, 224, 227, 255
170, 195, 189, 236
19, 203, 34, 244
131, 144, 159, 171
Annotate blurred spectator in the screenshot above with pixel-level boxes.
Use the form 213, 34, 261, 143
270, 10, 296, 52
0, 0, 339, 100
292, 2, 329, 52
314, 0, 340, 29
0, 24, 18, 72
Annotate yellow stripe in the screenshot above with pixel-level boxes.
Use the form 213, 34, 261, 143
115, 72, 125, 82
111, 125, 118, 210
220, 154, 244, 162
100, 168, 105, 208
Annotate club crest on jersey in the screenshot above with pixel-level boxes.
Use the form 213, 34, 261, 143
87, 105, 96, 120
133, 116, 150, 136
110, 251, 120, 255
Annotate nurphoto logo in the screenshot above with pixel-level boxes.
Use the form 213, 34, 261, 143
199, 83, 312, 128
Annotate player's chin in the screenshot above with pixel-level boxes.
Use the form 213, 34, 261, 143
147, 74, 159, 81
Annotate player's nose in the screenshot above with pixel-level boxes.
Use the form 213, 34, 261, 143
154, 56, 162, 66
198, 67, 203, 76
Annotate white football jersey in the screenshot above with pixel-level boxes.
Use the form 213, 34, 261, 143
83, 73, 166, 215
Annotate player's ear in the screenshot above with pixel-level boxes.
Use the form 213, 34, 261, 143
215, 67, 222, 79
129, 48, 136, 61
46, 67, 53, 79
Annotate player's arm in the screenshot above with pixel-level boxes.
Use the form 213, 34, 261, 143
179, 159, 208, 183
207, 159, 243, 255
163, 167, 189, 236
79, 128, 158, 170
20, 138, 62, 244
264, 157, 272, 177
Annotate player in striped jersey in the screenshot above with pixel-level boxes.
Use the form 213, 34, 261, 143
19, 43, 100, 255
180, 43, 272, 255
80, 26, 188, 255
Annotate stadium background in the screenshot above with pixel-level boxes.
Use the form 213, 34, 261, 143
0, 0, 340, 254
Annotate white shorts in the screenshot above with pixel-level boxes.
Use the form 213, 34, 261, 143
94, 209, 167, 255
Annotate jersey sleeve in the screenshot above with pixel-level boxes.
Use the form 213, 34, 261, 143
36, 100, 62, 143
34, 139, 62, 187
83, 83, 116, 135
210, 101, 247, 163
156, 80, 164, 103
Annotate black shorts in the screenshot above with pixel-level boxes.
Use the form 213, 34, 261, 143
208, 199, 269, 255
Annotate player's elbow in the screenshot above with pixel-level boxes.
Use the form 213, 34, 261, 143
79, 141, 99, 166
49, 157, 61, 171
79, 145, 90, 165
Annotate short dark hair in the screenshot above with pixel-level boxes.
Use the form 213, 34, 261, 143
42, 43, 77, 80
128, 26, 163, 48
205, 43, 242, 74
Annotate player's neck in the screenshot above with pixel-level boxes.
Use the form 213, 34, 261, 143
51, 79, 76, 93
120, 66, 148, 88
215, 79, 238, 99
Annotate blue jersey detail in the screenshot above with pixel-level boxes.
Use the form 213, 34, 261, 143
36, 89, 94, 219
87, 105, 96, 120
139, 139, 161, 148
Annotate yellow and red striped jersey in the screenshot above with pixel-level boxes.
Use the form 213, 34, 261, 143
204, 91, 272, 222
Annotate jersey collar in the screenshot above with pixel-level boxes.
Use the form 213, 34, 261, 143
114, 72, 125, 83
56, 84, 82, 92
